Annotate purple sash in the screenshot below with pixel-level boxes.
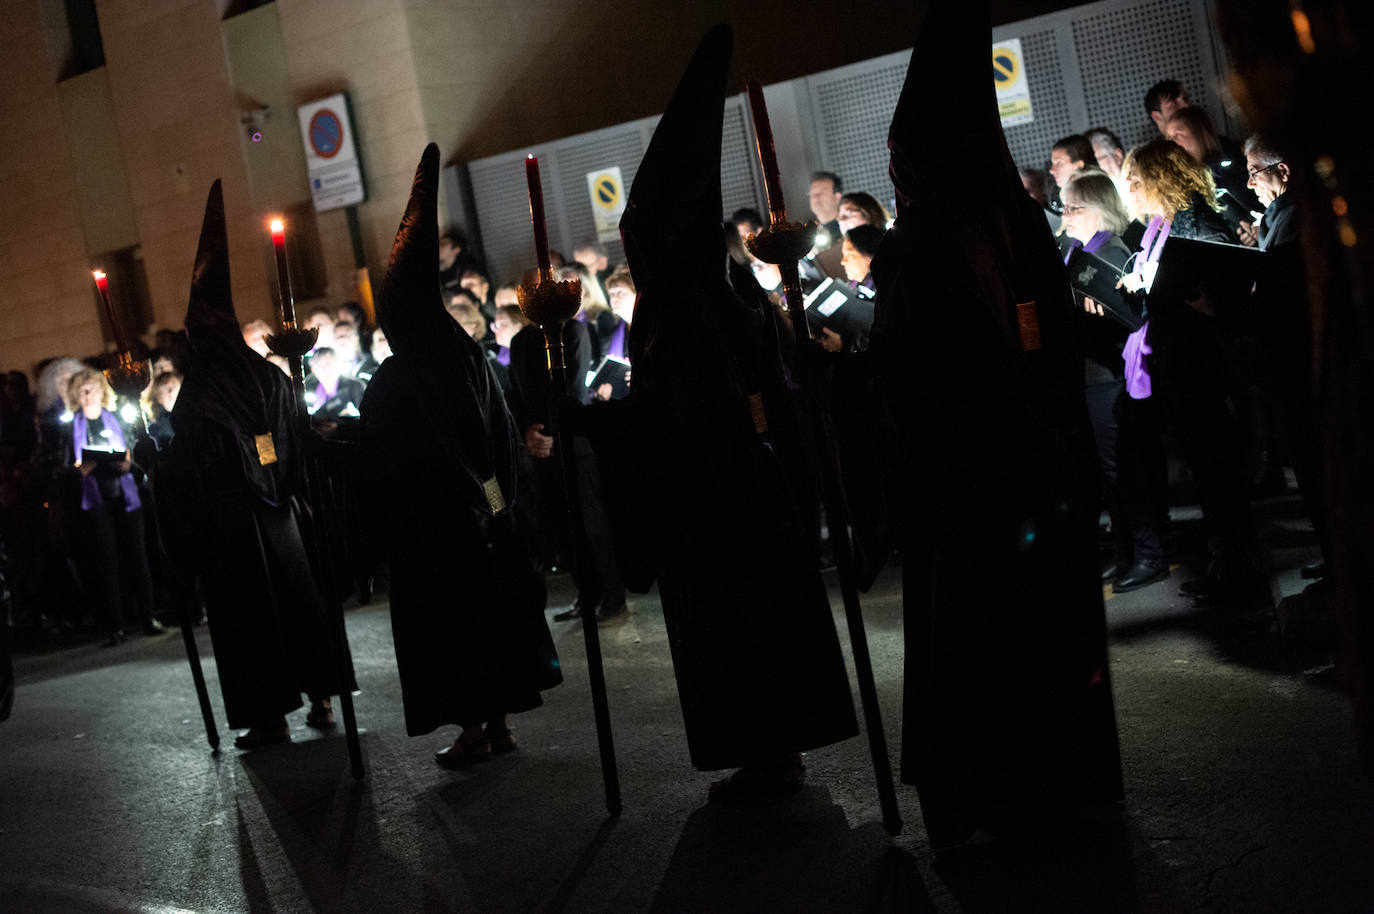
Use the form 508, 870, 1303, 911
72, 410, 141, 512
1120, 216, 1172, 400
607, 320, 629, 360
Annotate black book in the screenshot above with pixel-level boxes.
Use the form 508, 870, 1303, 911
1065, 248, 1143, 331
802, 277, 876, 341
586, 355, 632, 400
80, 448, 125, 466
1149, 235, 1267, 310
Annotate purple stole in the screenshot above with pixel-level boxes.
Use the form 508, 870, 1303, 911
72, 410, 141, 512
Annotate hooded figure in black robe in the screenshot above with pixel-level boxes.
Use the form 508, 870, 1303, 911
161, 181, 345, 746
819, 0, 1123, 847
578, 25, 857, 790
360, 145, 561, 764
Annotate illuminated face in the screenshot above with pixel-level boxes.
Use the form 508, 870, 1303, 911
490, 314, 522, 348
75, 378, 104, 416
1049, 148, 1083, 189
751, 257, 782, 291
371, 327, 392, 362
1092, 141, 1123, 178
332, 322, 360, 359
1245, 153, 1287, 207
1061, 198, 1104, 244
242, 325, 270, 357
808, 178, 841, 223
152, 356, 175, 376
460, 272, 490, 302
310, 351, 339, 385
840, 238, 871, 283
836, 200, 869, 235
305, 313, 334, 349
154, 378, 181, 413
1124, 171, 1155, 218
438, 237, 458, 270
607, 284, 636, 324
1152, 90, 1191, 134
1165, 121, 1204, 164
494, 287, 519, 308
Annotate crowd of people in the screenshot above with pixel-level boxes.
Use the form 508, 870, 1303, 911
0, 14, 1317, 847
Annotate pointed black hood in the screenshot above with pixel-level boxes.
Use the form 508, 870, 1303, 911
379, 143, 468, 361
621, 23, 733, 292
174, 179, 296, 506
888, 0, 1020, 218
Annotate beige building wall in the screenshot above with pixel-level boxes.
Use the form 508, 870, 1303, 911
98, 0, 270, 333
0, 0, 105, 372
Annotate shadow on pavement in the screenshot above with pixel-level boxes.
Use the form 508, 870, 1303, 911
649, 786, 932, 913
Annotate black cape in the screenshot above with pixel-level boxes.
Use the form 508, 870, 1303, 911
361, 144, 560, 735
161, 181, 345, 729
828, 0, 1123, 846
582, 25, 857, 771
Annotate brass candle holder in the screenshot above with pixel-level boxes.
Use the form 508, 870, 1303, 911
516, 273, 582, 375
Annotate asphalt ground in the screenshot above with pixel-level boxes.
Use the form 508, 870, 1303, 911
2, 495, 1372, 913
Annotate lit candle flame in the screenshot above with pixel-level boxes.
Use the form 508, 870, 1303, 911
92, 269, 106, 282
269, 218, 285, 236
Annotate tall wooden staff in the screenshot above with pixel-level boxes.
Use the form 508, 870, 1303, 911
744, 83, 902, 836
263, 219, 364, 781
516, 155, 623, 817
93, 270, 219, 750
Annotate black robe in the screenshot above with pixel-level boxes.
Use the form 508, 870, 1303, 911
360, 355, 561, 735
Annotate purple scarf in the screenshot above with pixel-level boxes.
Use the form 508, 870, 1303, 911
607, 319, 629, 360
73, 409, 141, 512
1062, 229, 1113, 265
496, 345, 511, 367
1121, 216, 1172, 400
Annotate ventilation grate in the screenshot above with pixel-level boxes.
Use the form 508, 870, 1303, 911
809, 61, 908, 209
1001, 28, 1075, 173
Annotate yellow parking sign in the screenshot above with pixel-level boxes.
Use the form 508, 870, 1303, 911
992, 38, 1034, 127
586, 167, 626, 241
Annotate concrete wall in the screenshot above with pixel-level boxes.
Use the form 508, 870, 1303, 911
0, 0, 104, 372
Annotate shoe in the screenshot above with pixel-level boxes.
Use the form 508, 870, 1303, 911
234, 721, 290, 750
306, 700, 335, 729
708, 755, 806, 803
105, 628, 127, 647
1112, 562, 1170, 593
595, 602, 628, 623
1100, 559, 1123, 582
552, 602, 589, 622
143, 618, 166, 635
487, 727, 517, 754
435, 736, 491, 769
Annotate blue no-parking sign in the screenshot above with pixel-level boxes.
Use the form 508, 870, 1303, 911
298, 94, 366, 211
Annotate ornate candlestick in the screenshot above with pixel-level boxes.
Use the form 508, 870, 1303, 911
92, 270, 150, 434
742, 79, 903, 837
516, 153, 622, 818
262, 216, 364, 782
742, 81, 819, 346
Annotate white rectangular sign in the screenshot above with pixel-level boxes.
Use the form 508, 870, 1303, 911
585, 167, 626, 243
297, 93, 366, 212
993, 38, 1034, 127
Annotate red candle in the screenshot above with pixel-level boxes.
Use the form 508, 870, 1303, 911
746, 81, 787, 226
92, 270, 131, 354
525, 155, 552, 279
269, 217, 296, 327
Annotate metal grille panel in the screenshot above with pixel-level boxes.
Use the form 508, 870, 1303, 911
551, 128, 645, 272
1072, 0, 1221, 149
809, 58, 908, 209
721, 97, 763, 221
1001, 29, 1075, 172
468, 149, 559, 286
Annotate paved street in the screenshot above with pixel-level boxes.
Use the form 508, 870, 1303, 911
3, 503, 1373, 912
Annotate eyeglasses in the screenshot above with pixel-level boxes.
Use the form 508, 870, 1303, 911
1247, 162, 1283, 178
1061, 204, 1090, 215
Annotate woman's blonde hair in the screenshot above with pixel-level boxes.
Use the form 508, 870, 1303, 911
67, 367, 116, 411
447, 301, 487, 339
1063, 168, 1131, 235
1123, 138, 1220, 219
558, 264, 609, 318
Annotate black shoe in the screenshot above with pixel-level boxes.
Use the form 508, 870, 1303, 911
552, 602, 588, 622
595, 602, 628, 623
1113, 562, 1170, 594
1100, 559, 1123, 582
143, 619, 166, 635
234, 721, 290, 750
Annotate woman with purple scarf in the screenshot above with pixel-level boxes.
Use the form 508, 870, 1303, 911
1064, 170, 1171, 593
65, 368, 161, 645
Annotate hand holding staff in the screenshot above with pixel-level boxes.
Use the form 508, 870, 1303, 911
517, 155, 623, 818
745, 82, 903, 837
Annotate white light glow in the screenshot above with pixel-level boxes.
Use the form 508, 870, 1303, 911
120, 403, 138, 424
